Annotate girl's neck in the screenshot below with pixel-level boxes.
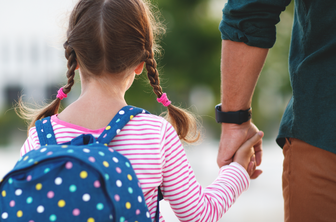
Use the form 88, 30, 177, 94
58, 70, 135, 130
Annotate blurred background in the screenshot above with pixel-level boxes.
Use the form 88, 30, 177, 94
0, 0, 294, 221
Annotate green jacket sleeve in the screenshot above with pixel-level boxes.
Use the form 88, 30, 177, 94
219, 0, 291, 48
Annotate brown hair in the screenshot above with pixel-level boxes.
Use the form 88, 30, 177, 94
18, 0, 199, 143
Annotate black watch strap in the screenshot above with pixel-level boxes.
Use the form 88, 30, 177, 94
215, 104, 252, 124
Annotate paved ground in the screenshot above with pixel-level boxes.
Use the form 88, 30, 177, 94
0, 140, 284, 222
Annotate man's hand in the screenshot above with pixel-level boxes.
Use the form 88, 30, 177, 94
217, 120, 263, 179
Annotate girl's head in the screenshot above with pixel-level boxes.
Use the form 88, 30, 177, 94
21, 0, 199, 143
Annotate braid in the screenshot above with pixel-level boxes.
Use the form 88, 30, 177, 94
18, 41, 78, 130
63, 41, 77, 95
144, 49, 200, 143
145, 50, 162, 98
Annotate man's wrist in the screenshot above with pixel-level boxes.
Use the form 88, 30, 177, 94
215, 104, 252, 124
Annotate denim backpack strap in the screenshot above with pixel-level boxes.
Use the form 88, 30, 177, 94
35, 117, 57, 146
97, 105, 149, 145
155, 187, 164, 222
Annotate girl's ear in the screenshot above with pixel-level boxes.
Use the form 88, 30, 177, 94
134, 62, 145, 75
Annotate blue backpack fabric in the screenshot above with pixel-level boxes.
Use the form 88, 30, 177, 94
0, 106, 155, 222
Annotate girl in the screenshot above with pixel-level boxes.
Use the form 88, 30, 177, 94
19, 0, 263, 221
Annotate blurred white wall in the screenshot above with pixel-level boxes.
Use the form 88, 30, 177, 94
0, 0, 77, 111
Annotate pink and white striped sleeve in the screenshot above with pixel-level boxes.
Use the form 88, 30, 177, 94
20, 127, 40, 157
161, 122, 249, 222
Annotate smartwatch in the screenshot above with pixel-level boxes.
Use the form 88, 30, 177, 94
215, 104, 252, 124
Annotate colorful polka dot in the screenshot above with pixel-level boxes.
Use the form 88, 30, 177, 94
113, 157, 119, 163
17, 210, 23, 217
47, 151, 53, 156
120, 217, 125, 222
2, 212, 8, 219
128, 187, 133, 194
96, 203, 104, 210
40, 148, 47, 152
103, 133, 107, 138
106, 126, 111, 130
24, 156, 29, 161
27, 197, 33, 204
37, 205, 44, 213
138, 196, 142, 203
55, 177, 62, 185
130, 115, 134, 119
98, 151, 105, 156
67, 149, 74, 153
2, 190, 6, 197
58, 200, 66, 207
61, 145, 68, 148
119, 110, 125, 115
146, 212, 150, 218
36, 183, 42, 190
43, 120, 47, 124
116, 129, 121, 134
109, 148, 114, 152
69, 184, 77, 192
9, 200, 15, 207
49, 214, 57, 221
73, 208, 80, 216
127, 174, 132, 181
116, 119, 120, 123
8, 178, 13, 184
83, 148, 90, 153
44, 168, 50, 173
80, 171, 88, 179
94, 180, 100, 188
136, 209, 140, 215
103, 161, 109, 167
125, 202, 131, 209
65, 161, 73, 169
105, 174, 109, 180
116, 180, 122, 187
125, 162, 130, 167
28, 159, 34, 163
46, 133, 52, 138
114, 194, 120, 201
87, 218, 95, 222
89, 157, 95, 162
47, 191, 54, 199
116, 167, 122, 173
15, 189, 22, 196
83, 194, 90, 202
104, 143, 108, 146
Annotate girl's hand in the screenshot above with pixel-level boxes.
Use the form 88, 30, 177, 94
233, 131, 264, 178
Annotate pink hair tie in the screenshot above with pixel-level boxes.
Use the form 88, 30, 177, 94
157, 93, 171, 107
56, 87, 67, 100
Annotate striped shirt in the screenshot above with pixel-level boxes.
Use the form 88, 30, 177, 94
21, 113, 250, 222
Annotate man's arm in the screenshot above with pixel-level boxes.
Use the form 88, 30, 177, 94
218, 40, 268, 178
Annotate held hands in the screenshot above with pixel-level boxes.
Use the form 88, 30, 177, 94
233, 131, 264, 178
217, 121, 263, 179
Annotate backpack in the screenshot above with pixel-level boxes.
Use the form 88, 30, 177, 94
0, 106, 156, 222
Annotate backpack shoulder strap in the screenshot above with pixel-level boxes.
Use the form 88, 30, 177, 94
97, 105, 149, 145
35, 116, 57, 146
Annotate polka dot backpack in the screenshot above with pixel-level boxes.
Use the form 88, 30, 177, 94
0, 106, 156, 222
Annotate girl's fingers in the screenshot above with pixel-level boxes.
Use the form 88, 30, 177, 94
240, 131, 264, 153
